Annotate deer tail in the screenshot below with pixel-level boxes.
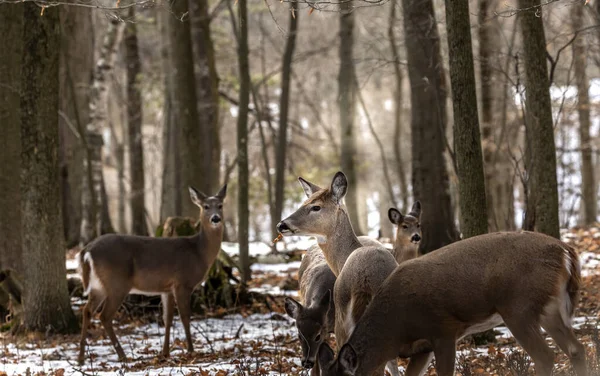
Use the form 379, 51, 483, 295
78, 248, 91, 296
0, 269, 22, 305
348, 291, 371, 336
564, 244, 581, 318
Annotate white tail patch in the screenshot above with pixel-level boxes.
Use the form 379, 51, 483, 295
83, 252, 104, 296
345, 300, 355, 337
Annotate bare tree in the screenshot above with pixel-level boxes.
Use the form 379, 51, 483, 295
401, 0, 458, 252
0, 2, 22, 273
339, 1, 364, 235
572, 4, 597, 225
20, 2, 77, 332
125, 6, 148, 235
446, 0, 488, 238
518, 0, 560, 238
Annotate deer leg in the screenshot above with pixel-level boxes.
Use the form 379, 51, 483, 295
405, 352, 433, 376
161, 293, 175, 358
542, 314, 587, 376
78, 292, 103, 365
432, 339, 456, 376
503, 317, 554, 376
99, 294, 127, 362
385, 359, 400, 376
174, 286, 194, 353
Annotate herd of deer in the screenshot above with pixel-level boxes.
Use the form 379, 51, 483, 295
77, 171, 588, 376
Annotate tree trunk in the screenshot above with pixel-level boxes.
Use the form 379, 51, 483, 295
59, 5, 93, 247
0, 3, 23, 274
190, 0, 221, 194
158, 6, 180, 221
446, 0, 488, 238
272, 1, 299, 246
168, 0, 203, 218
20, 3, 78, 333
518, 0, 560, 238
402, 0, 458, 252
339, 2, 364, 235
388, 0, 409, 212
80, 18, 123, 244
236, 0, 251, 283
572, 5, 597, 225
125, 7, 148, 235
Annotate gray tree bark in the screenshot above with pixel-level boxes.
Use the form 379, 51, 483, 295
20, 2, 78, 333
0, 3, 23, 273
572, 5, 597, 225
126, 7, 148, 235
339, 1, 364, 235
446, 0, 488, 238
401, 0, 458, 252
518, 0, 560, 238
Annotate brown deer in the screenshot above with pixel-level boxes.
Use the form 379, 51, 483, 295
77, 184, 227, 365
284, 236, 382, 375
317, 231, 587, 376
388, 202, 422, 264
277, 172, 420, 376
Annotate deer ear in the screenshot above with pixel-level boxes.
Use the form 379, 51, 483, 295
409, 201, 422, 218
298, 177, 322, 198
339, 344, 358, 374
330, 171, 348, 204
388, 208, 403, 225
215, 184, 227, 200
319, 289, 332, 315
318, 342, 335, 367
189, 186, 207, 206
284, 297, 303, 319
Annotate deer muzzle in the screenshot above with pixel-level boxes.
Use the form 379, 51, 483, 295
210, 215, 222, 224
411, 234, 421, 243
276, 221, 292, 234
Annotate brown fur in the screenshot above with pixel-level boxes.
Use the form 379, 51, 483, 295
77, 185, 227, 365
319, 231, 587, 376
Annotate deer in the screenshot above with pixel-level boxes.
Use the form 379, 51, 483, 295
388, 202, 422, 264
77, 184, 227, 365
317, 231, 587, 376
277, 172, 423, 376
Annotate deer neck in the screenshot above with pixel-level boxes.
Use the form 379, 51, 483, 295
197, 221, 224, 265
318, 207, 363, 276
393, 239, 419, 264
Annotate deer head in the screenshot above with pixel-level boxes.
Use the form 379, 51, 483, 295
388, 201, 422, 245
189, 184, 227, 229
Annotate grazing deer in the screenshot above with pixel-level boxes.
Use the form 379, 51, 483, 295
77, 184, 227, 365
277, 172, 416, 376
317, 231, 587, 376
284, 236, 383, 375
388, 202, 422, 264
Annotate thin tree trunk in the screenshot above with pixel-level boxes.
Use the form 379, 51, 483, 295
339, 1, 364, 235
115, 142, 126, 232
168, 0, 203, 218
59, 5, 93, 247
236, 0, 251, 283
126, 7, 148, 235
518, 0, 560, 238
190, 0, 221, 194
446, 0, 488, 238
0, 3, 22, 273
402, 0, 458, 252
572, 5, 597, 225
20, 2, 78, 333
80, 18, 123, 244
273, 1, 299, 247
388, 0, 409, 212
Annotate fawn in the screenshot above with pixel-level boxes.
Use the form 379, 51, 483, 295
77, 184, 227, 364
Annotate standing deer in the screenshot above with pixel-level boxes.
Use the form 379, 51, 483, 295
284, 236, 382, 375
317, 231, 587, 376
388, 202, 422, 264
277, 172, 420, 376
77, 184, 227, 364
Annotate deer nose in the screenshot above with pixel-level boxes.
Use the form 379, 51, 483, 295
411, 234, 421, 243
276, 221, 290, 233
211, 215, 222, 224
302, 359, 314, 369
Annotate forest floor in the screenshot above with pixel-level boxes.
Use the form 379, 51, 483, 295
2, 227, 600, 376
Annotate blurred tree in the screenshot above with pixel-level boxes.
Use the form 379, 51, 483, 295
401, 0, 458, 252
0, 2, 22, 274
518, 0, 560, 238
339, 1, 364, 235
126, 6, 148, 236
446, 0, 488, 238
20, 2, 77, 333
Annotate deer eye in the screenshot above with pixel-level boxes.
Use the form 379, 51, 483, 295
315, 334, 321, 342
218, 204, 223, 209
311, 206, 321, 212
417, 224, 420, 228
203, 205, 209, 210
402, 225, 409, 229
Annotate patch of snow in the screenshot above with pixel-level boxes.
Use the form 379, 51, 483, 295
251, 261, 301, 274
